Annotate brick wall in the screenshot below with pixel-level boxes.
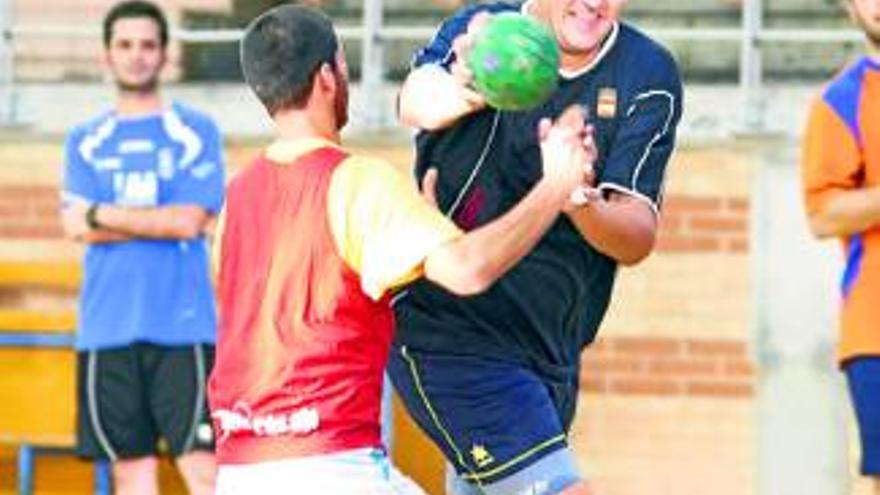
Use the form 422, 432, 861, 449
0, 136, 760, 495
0, 185, 61, 240
582, 337, 754, 398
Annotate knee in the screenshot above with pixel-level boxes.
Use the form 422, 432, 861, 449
113, 456, 159, 495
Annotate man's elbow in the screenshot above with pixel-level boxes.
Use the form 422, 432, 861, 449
807, 214, 837, 239
610, 236, 655, 267
170, 208, 210, 239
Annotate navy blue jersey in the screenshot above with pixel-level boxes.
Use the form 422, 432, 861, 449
393, 2, 683, 380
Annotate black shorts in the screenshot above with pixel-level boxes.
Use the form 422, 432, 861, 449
76, 342, 215, 461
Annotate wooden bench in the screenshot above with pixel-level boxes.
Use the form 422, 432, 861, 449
0, 261, 110, 495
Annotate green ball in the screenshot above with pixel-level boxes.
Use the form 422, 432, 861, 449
467, 13, 560, 112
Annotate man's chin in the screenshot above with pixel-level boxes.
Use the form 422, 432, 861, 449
116, 79, 159, 94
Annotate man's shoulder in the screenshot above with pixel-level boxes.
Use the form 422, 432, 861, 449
615, 23, 680, 76
167, 101, 220, 134
822, 58, 870, 102
67, 111, 115, 143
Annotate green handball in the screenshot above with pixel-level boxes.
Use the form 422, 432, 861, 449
467, 13, 560, 111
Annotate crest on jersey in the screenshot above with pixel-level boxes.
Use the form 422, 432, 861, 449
597, 87, 618, 119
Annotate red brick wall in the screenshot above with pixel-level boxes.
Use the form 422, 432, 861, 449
582, 337, 755, 398
0, 186, 61, 239
0, 185, 751, 246
658, 196, 749, 253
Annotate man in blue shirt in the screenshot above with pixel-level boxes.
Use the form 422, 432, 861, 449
60, 2, 223, 493
388, 1, 682, 494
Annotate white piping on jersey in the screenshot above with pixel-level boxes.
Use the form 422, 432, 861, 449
78, 116, 117, 164
597, 182, 660, 217
162, 107, 202, 169
623, 89, 675, 214
447, 111, 501, 217
391, 110, 501, 309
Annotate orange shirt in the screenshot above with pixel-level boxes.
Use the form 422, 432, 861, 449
209, 140, 461, 464
802, 57, 880, 363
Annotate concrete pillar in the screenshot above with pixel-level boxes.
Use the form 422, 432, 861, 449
740, 0, 765, 131
360, 0, 387, 129
0, 0, 16, 125
752, 138, 850, 495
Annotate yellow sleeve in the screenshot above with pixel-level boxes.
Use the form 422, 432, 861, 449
328, 157, 462, 300
802, 98, 863, 216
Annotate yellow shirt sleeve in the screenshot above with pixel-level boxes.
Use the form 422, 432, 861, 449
328, 157, 462, 300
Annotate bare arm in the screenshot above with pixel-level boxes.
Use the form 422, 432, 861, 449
398, 64, 486, 130
398, 13, 490, 130
93, 204, 212, 240
566, 192, 658, 266
807, 186, 880, 239
424, 106, 594, 294
61, 200, 212, 244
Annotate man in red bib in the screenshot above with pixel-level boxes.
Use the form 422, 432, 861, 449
208, 5, 595, 494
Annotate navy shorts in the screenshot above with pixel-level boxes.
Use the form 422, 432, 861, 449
387, 345, 578, 486
845, 357, 880, 475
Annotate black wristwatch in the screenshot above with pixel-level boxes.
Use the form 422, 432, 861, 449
85, 204, 102, 230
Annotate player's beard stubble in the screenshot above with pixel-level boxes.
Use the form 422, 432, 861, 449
334, 66, 349, 130
116, 77, 160, 95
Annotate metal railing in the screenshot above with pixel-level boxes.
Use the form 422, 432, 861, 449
0, 0, 866, 131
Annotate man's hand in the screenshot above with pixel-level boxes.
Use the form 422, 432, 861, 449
60, 198, 91, 240
537, 105, 597, 207
420, 168, 440, 209
448, 12, 491, 113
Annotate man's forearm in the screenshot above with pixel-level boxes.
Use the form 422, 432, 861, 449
93, 204, 211, 240
567, 193, 657, 266
808, 186, 880, 238
79, 229, 133, 244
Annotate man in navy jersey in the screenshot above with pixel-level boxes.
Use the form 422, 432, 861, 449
60, 2, 223, 493
388, 1, 683, 494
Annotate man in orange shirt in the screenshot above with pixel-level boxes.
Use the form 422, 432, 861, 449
802, 1, 880, 492
208, 5, 594, 494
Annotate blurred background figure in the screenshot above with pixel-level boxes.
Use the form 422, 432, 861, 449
801, 1, 880, 494
58, 1, 223, 493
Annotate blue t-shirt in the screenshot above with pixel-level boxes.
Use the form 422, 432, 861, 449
63, 102, 225, 351
393, 1, 683, 400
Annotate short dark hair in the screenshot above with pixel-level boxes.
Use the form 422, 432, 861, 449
240, 5, 339, 115
103, 1, 169, 48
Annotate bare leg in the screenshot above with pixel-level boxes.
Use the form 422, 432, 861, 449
113, 456, 159, 495
559, 480, 595, 495
176, 450, 216, 495
872, 476, 880, 495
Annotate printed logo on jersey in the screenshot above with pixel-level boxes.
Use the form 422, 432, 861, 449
212, 402, 321, 442
597, 87, 618, 119
114, 171, 159, 206
118, 139, 156, 154
470, 443, 495, 468
158, 148, 176, 180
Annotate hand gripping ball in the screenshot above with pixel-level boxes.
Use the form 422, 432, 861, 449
467, 13, 561, 111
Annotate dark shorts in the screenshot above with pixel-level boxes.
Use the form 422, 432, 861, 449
845, 357, 880, 475
76, 342, 215, 461
387, 345, 578, 486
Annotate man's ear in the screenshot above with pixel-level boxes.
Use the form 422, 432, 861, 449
316, 62, 337, 94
